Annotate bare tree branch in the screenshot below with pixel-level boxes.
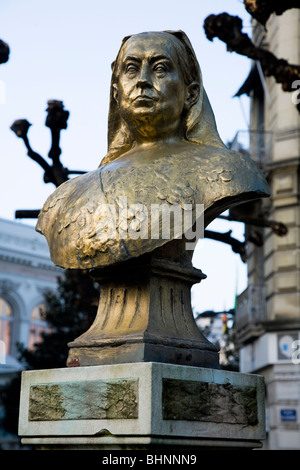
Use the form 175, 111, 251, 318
11, 101, 85, 188
203, 13, 300, 97
0, 39, 9, 64
244, 0, 300, 27
218, 214, 288, 237
204, 229, 248, 262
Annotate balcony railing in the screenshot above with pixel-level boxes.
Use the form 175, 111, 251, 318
235, 283, 266, 331
230, 130, 273, 166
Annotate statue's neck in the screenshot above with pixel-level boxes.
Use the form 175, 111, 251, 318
101, 139, 200, 171
126, 114, 185, 147
131, 136, 183, 151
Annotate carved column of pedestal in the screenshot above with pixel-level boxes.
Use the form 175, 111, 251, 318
67, 242, 219, 369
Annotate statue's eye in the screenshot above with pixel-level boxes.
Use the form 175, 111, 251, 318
126, 63, 139, 74
153, 62, 168, 75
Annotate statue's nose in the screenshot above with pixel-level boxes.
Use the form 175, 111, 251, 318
137, 65, 153, 88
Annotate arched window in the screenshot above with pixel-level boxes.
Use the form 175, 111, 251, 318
0, 297, 13, 355
28, 304, 49, 350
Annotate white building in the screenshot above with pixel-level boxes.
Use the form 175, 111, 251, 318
234, 9, 300, 450
0, 217, 60, 382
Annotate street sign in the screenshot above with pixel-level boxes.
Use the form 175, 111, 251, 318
280, 409, 297, 422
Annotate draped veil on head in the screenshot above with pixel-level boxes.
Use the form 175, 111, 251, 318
99, 30, 226, 166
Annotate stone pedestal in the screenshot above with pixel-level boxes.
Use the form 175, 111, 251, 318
67, 246, 219, 369
19, 362, 266, 450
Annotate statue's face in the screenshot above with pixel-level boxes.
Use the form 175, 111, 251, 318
113, 33, 188, 137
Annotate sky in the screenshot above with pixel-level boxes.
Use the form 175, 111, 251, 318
0, 0, 253, 313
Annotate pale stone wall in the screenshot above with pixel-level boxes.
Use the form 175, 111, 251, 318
262, 364, 300, 450
237, 8, 300, 450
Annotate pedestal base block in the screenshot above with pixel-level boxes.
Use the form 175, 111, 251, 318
66, 253, 219, 369
19, 362, 266, 450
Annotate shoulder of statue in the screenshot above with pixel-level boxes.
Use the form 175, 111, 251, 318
99, 145, 264, 203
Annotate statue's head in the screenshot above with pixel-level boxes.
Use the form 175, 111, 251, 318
111, 32, 201, 144
100, 30, 226, 165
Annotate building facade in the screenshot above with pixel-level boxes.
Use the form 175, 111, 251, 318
0, 218, 60, 383
234, 9, 300, 450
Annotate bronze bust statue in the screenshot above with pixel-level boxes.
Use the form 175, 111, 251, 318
35, 31, 269, 368
36, 30, 269, 270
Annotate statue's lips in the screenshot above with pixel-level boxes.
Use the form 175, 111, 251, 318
133, 95, 158, 104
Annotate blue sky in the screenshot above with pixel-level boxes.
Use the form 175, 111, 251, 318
0, 0, 252, 312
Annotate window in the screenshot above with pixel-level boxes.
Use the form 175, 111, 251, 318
28, 304, 48, 350
0, 298, 13, 355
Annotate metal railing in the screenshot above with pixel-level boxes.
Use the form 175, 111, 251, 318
235, 283, 266, 330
